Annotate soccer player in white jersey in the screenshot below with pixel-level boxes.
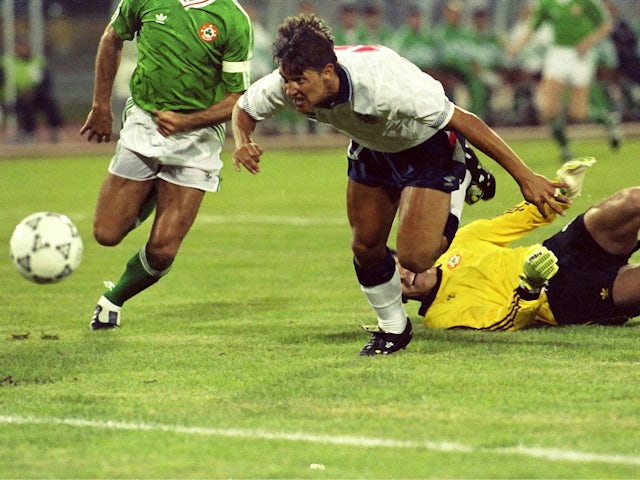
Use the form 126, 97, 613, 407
80, 0, 253, 330
231, 15, 568, 355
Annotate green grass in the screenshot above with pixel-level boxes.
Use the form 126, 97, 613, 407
1, 136, 640, 478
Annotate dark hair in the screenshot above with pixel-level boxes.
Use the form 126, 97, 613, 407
272, 14, 337, 75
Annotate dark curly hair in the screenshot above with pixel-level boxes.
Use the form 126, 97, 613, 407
272, 14, 337, 75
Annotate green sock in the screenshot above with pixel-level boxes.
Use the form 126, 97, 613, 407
550, 117, 568, 148
104, 246, 171, 306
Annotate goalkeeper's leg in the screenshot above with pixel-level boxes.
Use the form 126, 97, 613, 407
583, 187, 640, 315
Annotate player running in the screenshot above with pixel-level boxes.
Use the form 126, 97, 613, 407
231, 14, 568, 355
80, 0, 253, 329
400, 158, 640, 330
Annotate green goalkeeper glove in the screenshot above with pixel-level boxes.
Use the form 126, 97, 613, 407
519, 245, 559, 292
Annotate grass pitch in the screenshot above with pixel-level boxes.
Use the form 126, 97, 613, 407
1, 136, 640, 478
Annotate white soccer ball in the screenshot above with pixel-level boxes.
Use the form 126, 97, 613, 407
9, 212, 83, 284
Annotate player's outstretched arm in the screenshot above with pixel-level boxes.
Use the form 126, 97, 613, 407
231, 103, 263, 174
447, 106, 570, 217
80, 24, 123, 143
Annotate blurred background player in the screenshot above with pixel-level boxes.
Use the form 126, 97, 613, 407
400, 159, 640, 330
231, 14, 568, 356
80, 0, 253, 330
509, 0, 613, 161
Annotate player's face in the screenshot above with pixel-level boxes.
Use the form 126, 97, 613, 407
279, 64, 336, 113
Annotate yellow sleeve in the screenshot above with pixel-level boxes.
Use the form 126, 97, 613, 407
455, 201, 560, 248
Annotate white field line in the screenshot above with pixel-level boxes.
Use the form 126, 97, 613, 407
1, 414, 640, 466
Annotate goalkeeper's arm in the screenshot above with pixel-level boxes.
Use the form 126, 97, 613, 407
519, 245, 559, 295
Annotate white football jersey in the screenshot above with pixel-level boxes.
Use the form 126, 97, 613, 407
239, 45, 455, 153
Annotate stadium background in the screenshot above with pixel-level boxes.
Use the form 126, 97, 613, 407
1, 0, 638, 134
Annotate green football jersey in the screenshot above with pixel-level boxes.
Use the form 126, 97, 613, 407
111, 0, 253, 113
531, 0, 609, 47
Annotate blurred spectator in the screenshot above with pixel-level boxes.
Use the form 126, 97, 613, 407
604, 0, 640, 120
466, 7, 505, 122
245, 4, 274, 80
358, 1, 393, 47
297, 1, 315, 16
504, 0, 553, 126
247, 3, 282, 135
389, 3, 437, 72
589, 36, 623, 148
430, 1, 475, 106
1, 36, 63, 143
332, 2, 361, 46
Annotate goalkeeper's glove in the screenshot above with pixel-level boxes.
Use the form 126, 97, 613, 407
519, 245, 559, 293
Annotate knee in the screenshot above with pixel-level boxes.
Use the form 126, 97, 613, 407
93, 223, 124, 247
621, 187, 640, 215
145, 242, 177, 271
351, 238, 386, 267
396, 248, 438, 274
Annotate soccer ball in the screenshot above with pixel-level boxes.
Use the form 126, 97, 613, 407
9, 212, 83, 284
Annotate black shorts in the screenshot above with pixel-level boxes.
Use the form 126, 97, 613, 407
346, 130, 466, 192
543, 214, 632, 325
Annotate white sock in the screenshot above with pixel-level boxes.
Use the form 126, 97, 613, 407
450, 170, 471, 220
360, 269, 407, 333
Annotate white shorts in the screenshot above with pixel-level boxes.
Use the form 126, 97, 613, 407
110, 100, 225, 192
109, 145, 222, 192
542, 46, 596, 87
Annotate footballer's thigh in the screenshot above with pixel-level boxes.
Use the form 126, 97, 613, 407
584, 187, 640, 256
612, 264, 640, 316
536, 77, 566, 120
567, 85, 590, 121
347, 179, 398, 267
396, 186, 450, 273
147, 180, 205, 269
94, 172, 156, 246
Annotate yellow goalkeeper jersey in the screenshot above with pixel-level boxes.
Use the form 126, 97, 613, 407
423, 202, 561, 331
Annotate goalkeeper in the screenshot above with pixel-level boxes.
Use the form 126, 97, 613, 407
398, 158, 640, 330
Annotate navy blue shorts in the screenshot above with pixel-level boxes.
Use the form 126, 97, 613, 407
346, 130, 466, 192
543, 214, 633, 325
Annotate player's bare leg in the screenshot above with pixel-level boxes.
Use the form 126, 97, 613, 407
91, 180, 205, 330
93, 172, 156, 246
538, 77, 573, 160
347, 180, 412, 355
396, 186, 451, 273
584, 187, 640, 315
146, 181, 205, 270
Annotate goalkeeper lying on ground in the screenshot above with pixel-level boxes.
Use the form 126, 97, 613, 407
398, 158, 640, 330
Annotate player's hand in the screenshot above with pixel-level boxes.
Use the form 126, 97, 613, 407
80, 108, 113, 143
233, 143, 264, 174
520, 245, 558, 291
154, 110, 189, 137
519, 173, 570, 217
